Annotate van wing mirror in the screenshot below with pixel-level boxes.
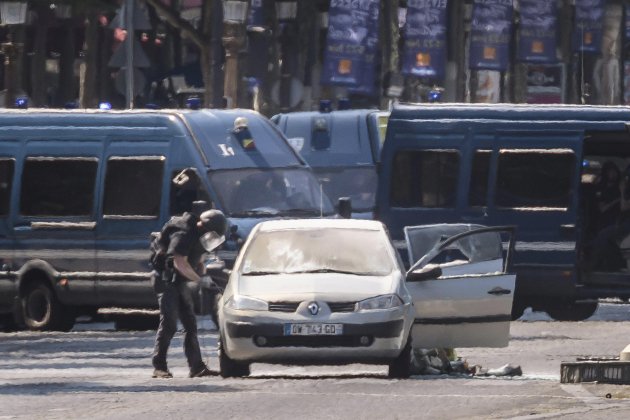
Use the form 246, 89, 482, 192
406, 265, 442, 282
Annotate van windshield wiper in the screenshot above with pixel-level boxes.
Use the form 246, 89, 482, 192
278, 208, 321, 216
231, 208, 280, 217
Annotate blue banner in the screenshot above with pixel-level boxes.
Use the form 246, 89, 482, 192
469, 0, 513, 71
572, 0, 604, 53
321, 0, 380, 95
518, 0, 557, 63
247, 0, 266, 29
401, 0, 448, 78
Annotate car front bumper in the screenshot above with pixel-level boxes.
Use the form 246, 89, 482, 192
220, 304, 412, 363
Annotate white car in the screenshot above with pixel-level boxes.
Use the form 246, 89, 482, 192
217, 219, 516, 378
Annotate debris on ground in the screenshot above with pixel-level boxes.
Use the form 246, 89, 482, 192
411, 348, 523, 377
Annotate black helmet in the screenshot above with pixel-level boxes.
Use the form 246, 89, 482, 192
199, 209, 227, 236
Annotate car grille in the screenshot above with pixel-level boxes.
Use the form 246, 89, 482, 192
328, 302, 356, 312
267, 301, 357, 313
260, 335, 372, 348
268, 302, 300, 312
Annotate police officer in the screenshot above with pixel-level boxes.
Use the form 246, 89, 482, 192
151, 209, 227, 378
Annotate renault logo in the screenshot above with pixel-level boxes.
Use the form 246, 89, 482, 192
307, 302, 320, 316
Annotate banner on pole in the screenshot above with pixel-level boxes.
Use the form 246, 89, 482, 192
401, 0, 448, 78
518, 0, 557, 63
572, 0, 604, 53
469, 0, 513, 71
321, 0, 380, 95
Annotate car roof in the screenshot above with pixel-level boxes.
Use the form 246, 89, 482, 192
256, 218, 384, 231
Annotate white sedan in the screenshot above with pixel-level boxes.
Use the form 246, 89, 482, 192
217, 219, 516, 378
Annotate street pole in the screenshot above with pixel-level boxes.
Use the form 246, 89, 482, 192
125, 0, 135, 109
222, 22, 245, 108
2, 40, 18, 108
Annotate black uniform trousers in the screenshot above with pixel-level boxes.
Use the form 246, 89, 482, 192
151, 279, 204, 373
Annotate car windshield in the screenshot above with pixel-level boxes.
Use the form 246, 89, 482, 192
316, 167, 377, 211
209, 168, 335, 217
240, 228, 395, 276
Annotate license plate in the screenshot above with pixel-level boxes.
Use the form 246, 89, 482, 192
283, 323, 343, 336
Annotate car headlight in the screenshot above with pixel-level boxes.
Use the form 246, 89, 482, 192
357, 294, 403, 311
225, 295, 268, 311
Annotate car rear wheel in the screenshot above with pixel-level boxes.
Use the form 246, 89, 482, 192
388, 337, 411, 379
218, 336, 250, 378
21, 281, 75, 331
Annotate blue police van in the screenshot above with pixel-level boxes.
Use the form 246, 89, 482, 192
377, 103, 630, 321
272, 109, 389, 218
0, 109, 333, 331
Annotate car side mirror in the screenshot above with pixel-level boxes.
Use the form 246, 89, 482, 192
338, 197, 352, 219
406, 265, 442, 282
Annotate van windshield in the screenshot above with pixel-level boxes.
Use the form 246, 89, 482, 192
209, 168, 335, 217
315, 167, 377, 212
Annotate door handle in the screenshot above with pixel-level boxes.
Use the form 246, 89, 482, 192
487, 287, 511, 296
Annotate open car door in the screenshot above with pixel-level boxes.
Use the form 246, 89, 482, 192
405, 224, 516, 348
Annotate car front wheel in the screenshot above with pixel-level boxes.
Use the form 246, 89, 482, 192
218, 336, 250, 378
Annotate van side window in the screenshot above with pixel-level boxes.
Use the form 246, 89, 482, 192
0, 158, 14, 216
469, 150, 492, 207
20, 157, 98, 217
103, 157, 164, 217
390, 150, 460, 208
496, 149, 575, 209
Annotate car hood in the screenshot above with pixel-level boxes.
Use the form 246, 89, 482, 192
235, 272, 397, 302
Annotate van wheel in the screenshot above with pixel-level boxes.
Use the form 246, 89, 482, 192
388, 337, 411, 379
545, 301, 598, 321
21, 282, 74, 331
218, 336, 250, 378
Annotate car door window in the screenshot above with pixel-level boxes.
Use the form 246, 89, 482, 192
405, 224, 511, 277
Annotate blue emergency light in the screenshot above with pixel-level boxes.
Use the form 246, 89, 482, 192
15, 97, 28, 109
99, 102, 112, 110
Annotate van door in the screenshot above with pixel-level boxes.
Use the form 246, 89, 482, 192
486, 131, 582, 302
96, 148, 167, 308
405, 225, 516, 348
378, 123, 468, 260
0, 154, 16, 311
13, 144, 101, 306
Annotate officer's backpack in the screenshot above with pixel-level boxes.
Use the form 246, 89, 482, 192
149, 214, 195, 271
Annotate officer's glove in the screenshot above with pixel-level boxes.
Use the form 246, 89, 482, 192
200, 275, 218, 291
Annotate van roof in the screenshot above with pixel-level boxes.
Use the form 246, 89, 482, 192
391, 103, 630, 122
273, 109, 387, 167
0, 108, 305, 170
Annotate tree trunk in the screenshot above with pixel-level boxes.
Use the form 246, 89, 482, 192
58, 23, 77, 107
30, 5, 51, 107
80, 11, 99, 108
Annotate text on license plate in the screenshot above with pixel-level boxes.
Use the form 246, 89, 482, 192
284, 323, 343, 336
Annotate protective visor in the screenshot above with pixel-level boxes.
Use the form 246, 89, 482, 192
200, 231, 225, 252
